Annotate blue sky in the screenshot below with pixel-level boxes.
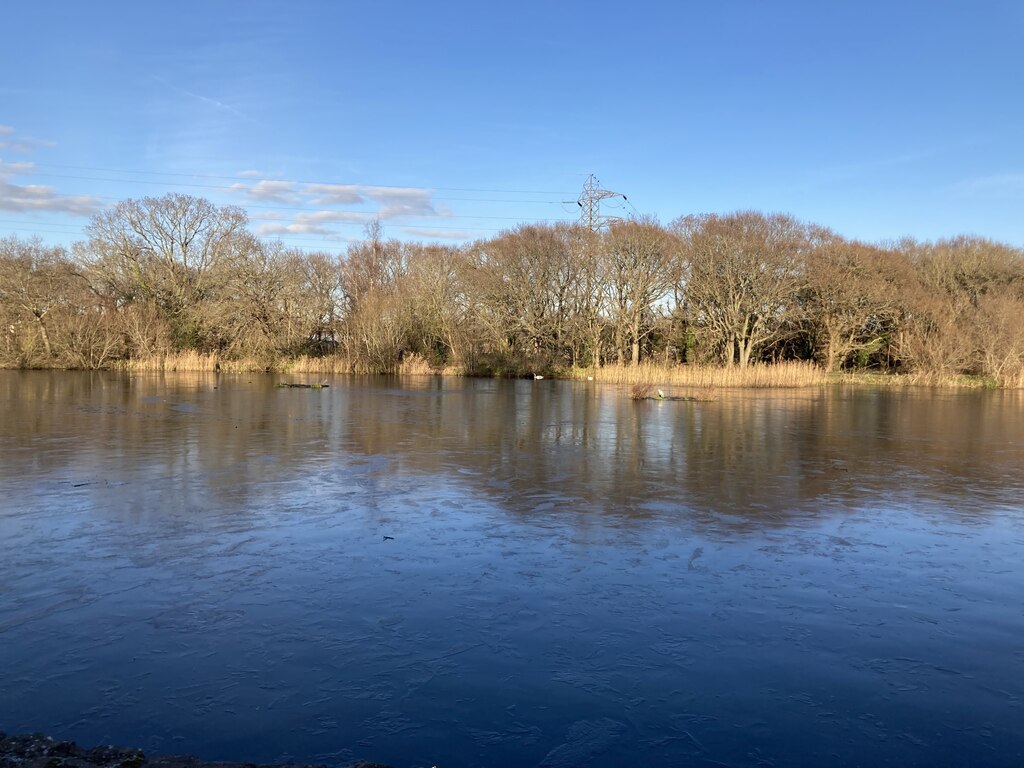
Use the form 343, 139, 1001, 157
1, 0, 1022, 252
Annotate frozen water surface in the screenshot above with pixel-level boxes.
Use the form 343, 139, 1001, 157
1, 371, 1023, 767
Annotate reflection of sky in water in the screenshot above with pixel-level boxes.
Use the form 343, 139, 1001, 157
1, 372, 1023, 767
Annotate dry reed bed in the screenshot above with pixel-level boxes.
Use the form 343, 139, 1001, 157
114, 354, 1024, 389
567, 361, 828, 388
116, 352, 457, 376
834, 369, 1024, 389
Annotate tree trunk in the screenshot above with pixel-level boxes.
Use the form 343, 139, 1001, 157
34, 314, 53, 357
630, 316, 641, 366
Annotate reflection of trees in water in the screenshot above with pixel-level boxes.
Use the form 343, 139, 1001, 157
2, 372, 1022, 531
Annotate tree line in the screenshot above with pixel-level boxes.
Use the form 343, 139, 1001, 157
1, 193, 1022, 383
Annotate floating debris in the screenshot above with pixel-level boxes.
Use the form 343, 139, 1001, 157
630, 383, 715, 401
275, 383, 329, 389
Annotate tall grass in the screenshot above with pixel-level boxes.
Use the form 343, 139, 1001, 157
567, 361, 828, 388
108, 353, 1024, 388
283, 352, 458, 376
116, 351, 457, 376
117, 352, 241, 372
833, 369, 1024, 389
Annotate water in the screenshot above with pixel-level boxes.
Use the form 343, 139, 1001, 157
1, 371, 1022, 767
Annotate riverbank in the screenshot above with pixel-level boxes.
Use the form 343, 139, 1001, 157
105, 355, 1024, 389
3, 352, 1021, 388
0, 734, 391, 768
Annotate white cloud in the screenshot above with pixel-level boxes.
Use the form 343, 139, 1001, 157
362, 186, 433, 202
256, 209, 373, 236
305, 183, 365, 205
233, 177, 443, 225
295, 210, 372, 224
0, 125, 13, 135
379, 200, 438, 219
0, 159, 36, 175
361, 187, 438, 219
0, 159, 99, 215
248, 180, 301, 203
229, 179, 304, 204
237, 169, 264, 178
256, 221, 334, 236
0, 178, 100, 215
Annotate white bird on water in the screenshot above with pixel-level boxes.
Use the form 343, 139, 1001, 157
657, 388, 666, 399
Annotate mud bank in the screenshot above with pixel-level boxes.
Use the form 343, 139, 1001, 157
0, 734, 391, 768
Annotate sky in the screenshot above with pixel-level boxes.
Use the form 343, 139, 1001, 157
1, 0, 1022, 253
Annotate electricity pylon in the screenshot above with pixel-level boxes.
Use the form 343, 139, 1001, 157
570, 174, 629, 232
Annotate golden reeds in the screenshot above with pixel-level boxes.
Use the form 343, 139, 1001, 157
115, 351, 460, 377
569, 361, 828, 388
110, 353, 1024, 389
833, 369, 1024, 389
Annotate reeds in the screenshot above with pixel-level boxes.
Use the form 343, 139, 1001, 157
834, 369, 1024, 389
116, 351, 459, 377
108, 353, 1024, 388
570, 361, 828, 388
118, 352, 239, 372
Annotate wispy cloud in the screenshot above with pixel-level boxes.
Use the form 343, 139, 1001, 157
0, 180, 101, 215
231, 179, 301, 204
0, 160, 36, 175
294, 210, 373, 224
0, 137, 57, 153
0, 160, 100, 215
305, 183, 365, 206
363, 187, 438, 218
954, 172, 1024, 197
257, 221, 335, 236
153, 78, 254, 123
230, 178, 445, 239
0, 124, 57, 154
256, 209, 374, 236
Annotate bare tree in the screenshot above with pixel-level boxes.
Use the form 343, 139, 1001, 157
339, 223, 412, 371
897, 236, 1024, 381
402, 243, 476, 366
799, 231, 913, 371
83, 194, 248, 349
466, 223, 579, 365
298, 250, 345, 352
675, 211, 807, 367
0, 237, 75, 361
603, 219, 678, 366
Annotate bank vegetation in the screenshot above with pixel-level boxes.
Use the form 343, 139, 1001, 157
2, 193, 1023, 387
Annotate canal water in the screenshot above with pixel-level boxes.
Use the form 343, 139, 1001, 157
1, 371, 1022, 767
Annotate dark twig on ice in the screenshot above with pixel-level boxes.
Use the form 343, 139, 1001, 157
382, 535, 395, 541
275, 382, 329, 389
